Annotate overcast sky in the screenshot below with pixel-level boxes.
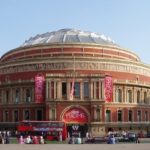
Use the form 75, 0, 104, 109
0, 0, 150, 64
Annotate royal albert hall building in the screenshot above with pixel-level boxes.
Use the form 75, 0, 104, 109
0, 28, 150, 137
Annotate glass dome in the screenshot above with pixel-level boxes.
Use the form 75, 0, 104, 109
21, 28, 118, 47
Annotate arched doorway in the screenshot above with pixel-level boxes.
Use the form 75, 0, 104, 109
61, 106, 89, 138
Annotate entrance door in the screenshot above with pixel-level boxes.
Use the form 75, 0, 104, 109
67, 124, 88, 138
62, 107, 89, 137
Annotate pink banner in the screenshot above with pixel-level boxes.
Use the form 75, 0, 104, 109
35, 74, 45, 103
104, 76, 113, 102
63, 108, 88, 123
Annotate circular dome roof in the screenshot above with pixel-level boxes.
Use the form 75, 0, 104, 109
21, 28, 118, 47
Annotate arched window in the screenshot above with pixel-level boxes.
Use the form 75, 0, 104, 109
128, 110, 132, 122
14, 110, 19, 122
15, 89, 20, 103
52, 109, 55, 120
24, 110, 30, 120
4, 110, 9, 121
62, 82, 67, 98
26, 89, 31, 102
118, 110, 122, 122
137, 91, 140, 103
137, 110, 141, 122
6, 90, 9, 103
105, 110, 111, 122
127, 90, 132, 103
116, 89, 122, 103
145, 111, 148, 122
84, 82, 89, 99
96, 108, 100, 121
74, 82, 80, 98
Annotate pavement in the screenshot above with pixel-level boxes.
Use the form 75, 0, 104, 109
0, 144, 150, 150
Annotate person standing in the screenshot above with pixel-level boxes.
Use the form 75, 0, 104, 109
59, 132, 62, 142
19, 136, 24, 144
39, 136, 45, 144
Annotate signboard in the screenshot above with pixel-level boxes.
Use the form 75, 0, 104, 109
63, 108, 88, 123
35, 74, 45, 103
104, 76, 113, 102
33, 127, 63, 132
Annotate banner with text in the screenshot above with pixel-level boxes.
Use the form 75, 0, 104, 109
104, 76, 113, 102
63, 108, 88, 123
35, 74, 45, 103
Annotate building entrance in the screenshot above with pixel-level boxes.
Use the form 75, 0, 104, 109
67, 123, 88, 138
62, 106, 89, 137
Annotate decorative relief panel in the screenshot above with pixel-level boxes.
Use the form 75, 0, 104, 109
0, 61, 150, 77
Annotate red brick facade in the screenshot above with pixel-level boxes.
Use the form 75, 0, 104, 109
0, 29, 150, 137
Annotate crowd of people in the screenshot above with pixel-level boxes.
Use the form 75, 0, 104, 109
68, 136, 82, 144
107, 134, 116, 144
19, 135, 45, 144
0, 131, 10, 144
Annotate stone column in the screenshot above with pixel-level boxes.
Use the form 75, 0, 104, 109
123, 86, 126, 103
54, 81, 57, 99
57, 80, 61, 100
101, 79, 104, 100
55, 106, 56, 120
141, 88, 144, 104
133, 87, 136, 104
49, 80, 52, 99
59, 80, 62, 100
99, 80, 101, 100
90, 80, 93, 100
121, 87, 123, 103
113, 86, 116, 103
93, 81, 96, 99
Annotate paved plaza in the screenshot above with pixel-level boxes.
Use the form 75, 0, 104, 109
0, 144, 150, 150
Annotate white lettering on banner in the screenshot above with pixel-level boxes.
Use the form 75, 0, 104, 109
33, 127, 63, 132
105, 76, 113, 102
35, 74, 45, 103
65, 110, 85, 119
105, 78, 111, 98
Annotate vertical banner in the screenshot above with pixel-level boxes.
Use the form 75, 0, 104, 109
70, 79, 74, 100
104, 76, 113, 102
35, 74, 45, 103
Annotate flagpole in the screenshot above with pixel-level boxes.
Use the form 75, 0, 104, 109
73, 55, 75, 74
70, 55, 75, 101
